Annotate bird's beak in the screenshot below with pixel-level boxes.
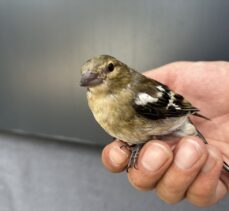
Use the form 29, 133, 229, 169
80, 70, 103, 87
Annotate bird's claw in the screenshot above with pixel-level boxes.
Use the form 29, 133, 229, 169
126, 143, 144, 172
120, 142, 132, 151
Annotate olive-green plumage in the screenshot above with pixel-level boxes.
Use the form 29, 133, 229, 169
80, 55, 197, 144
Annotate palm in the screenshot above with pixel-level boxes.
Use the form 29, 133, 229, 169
146, 61, 229, 163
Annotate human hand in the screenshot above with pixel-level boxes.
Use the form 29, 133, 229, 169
101, 61, 229, 207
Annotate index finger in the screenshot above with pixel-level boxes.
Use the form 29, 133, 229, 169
101, 140, 130, 172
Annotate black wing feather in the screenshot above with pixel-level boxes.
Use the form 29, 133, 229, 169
131, 73, 202, 120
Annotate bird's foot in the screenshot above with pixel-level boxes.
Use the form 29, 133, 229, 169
126, 143, 144, 172
120, 142, 132, 151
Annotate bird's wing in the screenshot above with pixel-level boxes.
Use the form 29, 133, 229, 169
131, 73, 200, 120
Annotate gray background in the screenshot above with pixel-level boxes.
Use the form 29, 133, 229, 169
0, 0, 228, 210
0, 0, 229, 145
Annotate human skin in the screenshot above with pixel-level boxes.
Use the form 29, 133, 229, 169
101, 61, 229, 207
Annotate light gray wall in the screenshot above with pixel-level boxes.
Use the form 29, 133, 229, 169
0, 132, 228, 211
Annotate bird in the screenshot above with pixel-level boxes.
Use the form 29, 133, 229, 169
80, 55, 229, 172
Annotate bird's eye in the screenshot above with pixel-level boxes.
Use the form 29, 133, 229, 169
107, 63, 114, 72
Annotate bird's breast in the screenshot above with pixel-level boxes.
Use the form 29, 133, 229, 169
87, 90, 135, 139
86, 90, 188, 144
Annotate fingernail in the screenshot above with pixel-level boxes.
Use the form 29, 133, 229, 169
202, 148, 217, 172
109, 146, 129, 166
175, 139, 202, 169
141, 143, 171, 172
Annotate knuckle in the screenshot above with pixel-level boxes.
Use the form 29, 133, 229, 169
128, 171, 155, 191
187, 190, 211, 201
156, 190, 182, 204
188, 180, 216, 197
156, 182, 183, 204
186, 188, 215, 207
158, 177, 183, 194
187, 196, 214, 208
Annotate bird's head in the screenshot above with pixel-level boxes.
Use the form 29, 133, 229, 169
80, 55, 131, 93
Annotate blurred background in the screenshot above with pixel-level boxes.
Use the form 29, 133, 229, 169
0, 0, 228, 210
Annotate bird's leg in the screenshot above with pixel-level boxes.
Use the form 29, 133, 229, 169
127, 143, 144, 171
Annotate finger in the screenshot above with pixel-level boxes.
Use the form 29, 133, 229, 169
101, 140, 130, 172
127, 141, 173, 191
207, 138, 229, 164
156, 136, 208, 204
187, 145, 227, 207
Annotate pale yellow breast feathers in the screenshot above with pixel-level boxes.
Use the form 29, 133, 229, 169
87, 88, 136, 140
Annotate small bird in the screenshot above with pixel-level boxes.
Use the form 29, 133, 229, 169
80, 55, 229, 172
